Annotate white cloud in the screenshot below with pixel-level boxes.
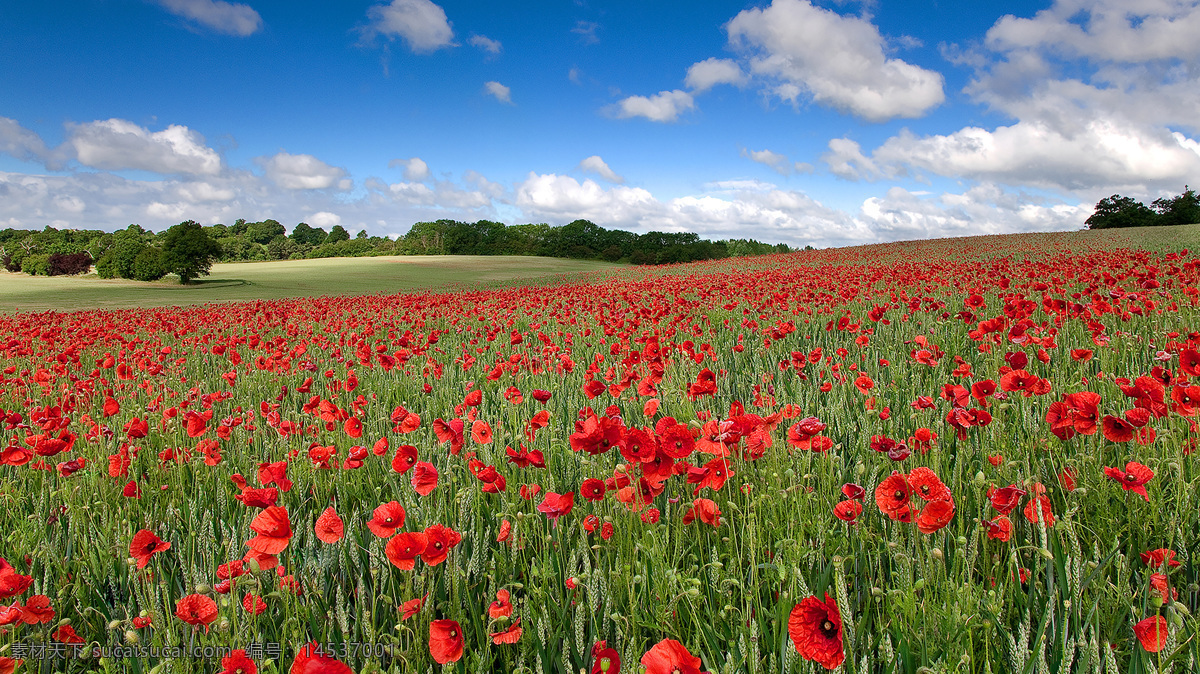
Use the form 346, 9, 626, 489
308, 211, 342, 229
741, 148, 791, 175
516, 173, 657, 224
67, 119, 222, 176
389, 157, 430, 181
484, 81, 513, 104
0, 117, 50, 164
577, 156, 624, 183
156, 0, 262, 36
572, 21, 600, 44
363, 0, 455, 53
685, 57, 747, 92
613, 90, 695, 123
822, 137, 887, 181
726, 0, 944, 121
469, 34, 502, 55
869, 119, 1200, 194
257, 152, 349, 190
985, 0, 1200, 63
858, 184, 1090, 241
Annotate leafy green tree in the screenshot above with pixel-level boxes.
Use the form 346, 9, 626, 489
131, 247, 167, 281
290, 222, 327, 247
245, 219, 285, 244
1152, 186, 1200, 226
161, 220, 222, 284
1085, 195, 1157, 229
267, 235, 301, 260
324, 225, 350, 244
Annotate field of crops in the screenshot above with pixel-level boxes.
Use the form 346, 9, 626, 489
0, 229, 1197, 674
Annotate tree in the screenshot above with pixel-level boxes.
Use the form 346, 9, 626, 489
325, 225, 350, 244
290, 222, 326, 247
161, 220, 222, 284
1152, 186, 1200, 226
131, 247, 167, 281
1085, 195, 1157, 229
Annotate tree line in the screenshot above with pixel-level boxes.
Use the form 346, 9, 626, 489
0, 217, 797, 283
1085, 186, 1199, 229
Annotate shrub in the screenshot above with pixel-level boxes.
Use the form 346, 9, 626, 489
47, 252, 92, 276
95, 254, 117, 279
131, 247, 167, 282
22, 254, 50, 276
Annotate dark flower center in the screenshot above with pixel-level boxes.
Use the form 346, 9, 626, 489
822, 619, 837, 637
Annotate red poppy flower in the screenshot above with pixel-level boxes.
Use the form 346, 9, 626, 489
907, 467, 950, 501
532, 389, 552, 403
314, 507, 344, 544
289, 642, 353, 674
384, 532, 427, 570
130, 529, 171, 569
875, 472, 911, 521
398, 594, 426, 620
52, 624, 83, 644
1141, 548, 1182, 569
257, 461, 293, 492
391, 445, 419, 474
1023, 493, 1055, 528
591, 642, 622, 674
219, 649, 258, 674
788, 593, 844, 670
833, 500, 863, 523
242, 593, 266, 616
986, 485, 1026, 515
497, 519, 512, 543
490, 617, 522, 645
429, 619, 465, 664
421, 524, 462, 566
247, 506, 292, 554
916, 498, 955, 534
411, 461, 439, 496
983, 515, 1013, 541
682, 498, 721, 527
537, 491, 576, 521
580, 478, 607, 501
0, 559, 30, 599
367, 501, 406, 538
1134, 615, 1169, 653
641, 638, 709, 674
488, 589, 513, 619
174, 593, 218, 629
1103, 461, 1154, 501
20, 595, 54, 624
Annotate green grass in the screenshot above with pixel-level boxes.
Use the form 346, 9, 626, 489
0, 255, 622, 313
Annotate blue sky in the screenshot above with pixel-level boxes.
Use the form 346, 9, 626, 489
2, 0, 1199, 247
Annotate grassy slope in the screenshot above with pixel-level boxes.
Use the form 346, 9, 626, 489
0, 255, 621, 313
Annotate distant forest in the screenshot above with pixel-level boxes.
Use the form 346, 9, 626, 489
1085, 186, 1199, 229
0, 218, 797, 278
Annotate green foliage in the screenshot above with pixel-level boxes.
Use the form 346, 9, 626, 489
244, 219, 285, 244
21, 253, 50, 276
290, 222, 327, 247
131, 247, 167, 281
1087, 187, 1200, 229
161, 220, 222, 284
324, 224, 350, 245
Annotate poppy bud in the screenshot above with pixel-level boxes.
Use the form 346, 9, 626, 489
931, 548, 943, 562
195, 583, 212, 595
973, 471, 986, 487
125, 630, 139, 644
108, 619, 123, 630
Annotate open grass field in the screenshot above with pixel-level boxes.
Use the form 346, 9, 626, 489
0, 255, 622, 314
0, 226, 1197, 673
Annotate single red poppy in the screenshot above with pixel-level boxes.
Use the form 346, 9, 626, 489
219, 649, 257, 674
788, 593, 844, 670
490, 617, 522, 645
1134, 615, 1169, 653
129, 529, 171, 569
174, 593, 218, 630
429, 619, 465, 664
314, 507, 344, 544
247, 506, 292, 554
420, 524, 462, 566
289, 642, 353, 674
366, 501, 406, 538
384, 532, 427, 571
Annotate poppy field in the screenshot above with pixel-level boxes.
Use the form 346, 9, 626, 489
0, 228, 1198, 674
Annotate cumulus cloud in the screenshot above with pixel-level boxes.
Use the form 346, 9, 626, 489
0, 117, 50, 165
308, 211, 342, 228
484, 81, 513, 104
985, 0, 1200, 63
156, 0, 262, 36
869, 120, 1200, 194
725, 0, 944, 121
612, 90, 695, 122
741, 148, 792, 175
577, 156, 624, 183
685, 57, 747, 92
469, 34, 502, 55
257, 151, 349, 190
363, 0, 455, 53
822, 138, 888, 181
516, 173, 657, 224
859, 184, 1090, 241
67, 119, 223, 176
389, 157, 430, 181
